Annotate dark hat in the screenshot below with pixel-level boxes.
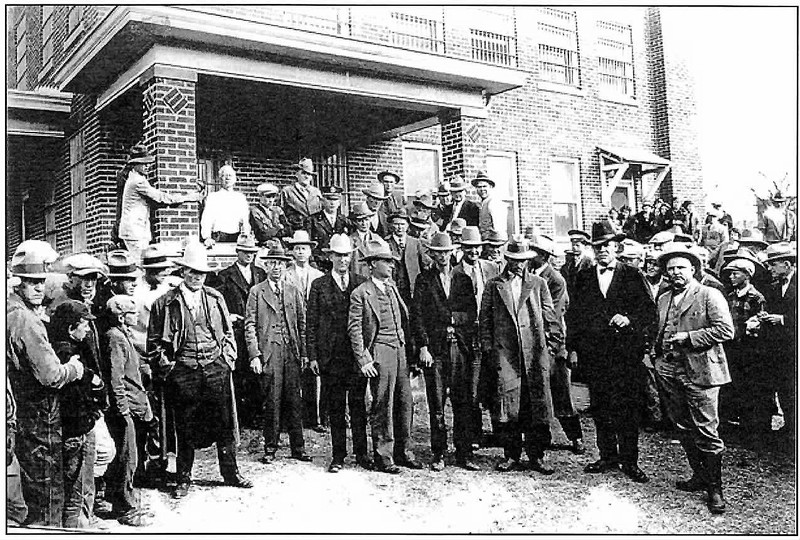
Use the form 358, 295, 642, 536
428, 232, 457, 251
448, 175, 469, 192
504, 236, 535, 261
772, 191, 788, 202
259, 244, 292, 261
320, 184, 344, 198
484, 230, 508, 247
437, 182, 451, 196
52, 299, 96, 330
377, 171, 401, 184
141, 244, 175, 269
128, 144, 155, 164
567, 229, 591, 243
388, 208, 411, 223
590, 221, 625, 246
106, 250, 141, 279
472, 171, 495, 188
459, 226, 486, 246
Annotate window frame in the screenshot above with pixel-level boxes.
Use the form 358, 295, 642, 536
69, 131, 88, 251
401, 141, 443, 198
486, 149, 520, 237
549, 157, 583, 241
596, 19, 636, 99
536, 8, 581, 88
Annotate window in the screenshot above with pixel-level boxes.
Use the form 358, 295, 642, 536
486, 150, 519, 238
596, 20, 635, 98
537, 8, 580, 86
15, 14, 28, 89
470, 8, 517, 67
44, 184, 57, 249
390, 8, 443, 53
41, 5, 55, 72
550, 159, 582, 239
402, 143, 441, 197
69, 131, 88, 251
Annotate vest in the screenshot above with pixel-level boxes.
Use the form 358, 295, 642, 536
374, 287, 405, 348
267, 285, 291, 345
177, 294, 220, 366
659, 295, 683, 362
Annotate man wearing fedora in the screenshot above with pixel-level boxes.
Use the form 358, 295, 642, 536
409, 192, 440, 246
309, 184, 350, 269
377, 171, 407, 216
759, 192, 796, 244
412, 233, 480, 471
245, 244, 312, 464
148, 240, 251, 498
446, 218, 467, 264
529, 233, 585, 455
118, 144, 202, 263
307, 234, 370, 472
441, 176, 480, 228
201, 165, 251, 248
652, 242, 734, 514
385, 208, 431, 308
363, 182, 392, 237
565, 221, 656, 484
348, 239, 421, 474
95, 250, 142, 336
279, 157, 323, 233
250, 182, 292, 246
432, 181, 452, 228
349, 201, 382, 278
481, 230, 508, 271
473, 171, 508, 240
215, 234, 267, 428
480, 237, 562, 474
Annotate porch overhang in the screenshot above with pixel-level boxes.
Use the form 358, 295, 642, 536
6, 89, 73, 138
598, 145, 671, 206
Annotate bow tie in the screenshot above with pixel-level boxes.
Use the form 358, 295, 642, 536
599, 266, 614, 274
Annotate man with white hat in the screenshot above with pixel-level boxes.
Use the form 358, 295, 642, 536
148, 239, 251, 499
619, 239, 645, 268
307, 234, 370, 472
250, 182, 291, 246
8, 243, 86, 526
363, 182, 391, 237
279, 157, 323, 232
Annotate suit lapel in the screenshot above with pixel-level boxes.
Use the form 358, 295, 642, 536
260, 282, 279, 313
675, 281, 701, 318
518, 273, 535, 311
497, 278, 518, 324
230, 264, 250, 295
364, 282, 381, 322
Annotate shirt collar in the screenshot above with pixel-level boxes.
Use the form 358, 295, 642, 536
371, 276, 389, 292
734, 283, 754, 298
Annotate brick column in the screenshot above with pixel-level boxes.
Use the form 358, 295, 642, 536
140, 66, 199, 244
440, 110, 487, 182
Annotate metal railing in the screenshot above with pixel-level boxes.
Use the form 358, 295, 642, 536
470, 28, 517, 67
389, 11, 444, 54
538, 45, 579, 86
598, 57, 635, 97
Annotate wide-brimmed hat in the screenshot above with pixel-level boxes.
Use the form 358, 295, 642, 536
448, 175, 468, 192
283, 230, 317, 248
10, 241, 60, 279
324, 233, 355, 255
484, 230, 508, 247
388, 208, 411, 223
256, 182, 279, 196
504, 236, 535, 260
413, 193, 436, 210
619, 239, 645, 260
446, 218, 467, 236
235, 234, 260, 252
362, 183, 388, 200
472, 171, 495, 188
591, 221, 625, 246
771, 191, 788, 203
141, 244, 175, 269
568, 229, 591, 244
410, 216, 430, 229
763, 242, 797, 263
127, 144, 155, 164
62, 253, 108, 277
529, 234, 556, 257
106, 250, 142, 279
293, 157, 316, 176
350, 201, 375, 219
649, 230, 676, 246
738, 228, 767, 249
320, 184, 344, 198
657, 241, 701, 271
175, 240, 213, 273
437, 182, 451, 196
722, 247, 763, 276
459, 226, 485, 247
363, 239, 400, 262
428, 232, 457, 251
259, 243, 292, 261
377, 171, 401, 184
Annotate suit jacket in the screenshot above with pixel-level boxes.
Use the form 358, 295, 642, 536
349, 230, 381, 278
216, 262, 267, 322
560, 253, 594, 298
411, 268, 477, 358
761, 271, 797, 364
479, 270, 562, 423
309, 210, 350, 257
441, 200, 480, 227
453, 259, 500, 314
655, 280, 734, 386
386, 234, 432, 298
536, 263, 569, 321
279, 182, 323, 231
283, 264, 324, 303
371, 207, 390, 238
348, 279, 409, 367
307, 272, 367, 375
249, 203, 291, 245
244, 280, 307, 368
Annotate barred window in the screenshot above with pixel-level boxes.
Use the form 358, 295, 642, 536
596, 20, 635, 98
69, 131, 88, 251
390, 9, 444, 53
537, 8, 580, 86
15, 14, 28, 89
470, 7, 517, 67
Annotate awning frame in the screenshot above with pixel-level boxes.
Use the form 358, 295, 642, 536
598, 146, 671, 207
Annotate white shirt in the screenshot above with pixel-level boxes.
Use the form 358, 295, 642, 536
509, 273, 523, 312
596, 261, 617, 297
370, 213, 380, 232
449, 200, 464, 225
201, 189, 250, 238
648, 278, 663, 300
782, 270, 795, 298
236, 262, 252, 285
179, 283, 203, 315
334, 271, 349, 292
462, 260, 484, 309
371, 276, 388, 293
439, 267, 452, 298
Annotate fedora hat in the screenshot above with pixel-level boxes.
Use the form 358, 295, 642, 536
235, 233, 260, 252
447, 218, 467, 236
283, 230, 317, 248
437, 182, 451, 196
649, 230, 676, 246
324, 233, 355, 255
568, 229, 591, 244
763, 242, 796, 263
62, 253, 108, 277
413, 193, 436, 210
362, 182, 388, 200
127, 144, 155, 164
448, 175, 468, 192
472, 171, 495, 188
591, 221, 625, 246
350, 201, 375, 219
320, 184, 344, 198
529, 234, 556, 257
377, 171, 401, 184
259, 243, 292, 261
428, 232, 457, 251
657, 241, 701, 272
738, 228, 767, 248
175, 239, 213, 273
293, 157, 316, 176
256, 182, 279, 196
459, 226, 485, 247
484, 230, 508, 247
363, 239, 400, 262
388, 208, 411, 223
619, 239, 645, 260
771, 190, 788, 203
504, 236, 535, 260
410, 215, 430, 229
10, 241, 60, 279
141, 244, 176, 269
106, 250, 142, 279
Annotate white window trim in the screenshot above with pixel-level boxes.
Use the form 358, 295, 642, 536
401, 141, 443, 197
487, 149, 520, 235
549, 156, 583, 240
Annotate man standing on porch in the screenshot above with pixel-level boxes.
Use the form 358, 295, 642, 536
474, 171, 508, 240
279, 157, 324, 233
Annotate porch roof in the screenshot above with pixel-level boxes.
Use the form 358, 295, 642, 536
7, 89, 73, 138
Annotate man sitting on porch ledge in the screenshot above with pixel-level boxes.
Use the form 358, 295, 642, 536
202, 165, 251, 248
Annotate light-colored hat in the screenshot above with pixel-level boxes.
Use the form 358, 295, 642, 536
428, 232, 457, 251
738, 228, 767, 249
62, 253, 108, 277
141, 244, 175, 269
504, 236, 535, 260
658, 241, 701, 271
294, 157, 316, 176
413, 193, 436, 210
459, 226, 485, 246
106, 295, 137, 317
175, 240, 213, 273
283, 230, 317, 248
106, 250, 142, 279
363, 238, 400, 262
448, 176, 468, 192
723, 258, 756, 276
529, 234, 556, 257
484, 230, 508, 247
649, 231, 676, 246
388, 208, 411, 223
10, 241, 60, 279
763, 242, 797, 263
446, 218, 467, 235
362, 183, 388, 200
324, 233, 355, 255
619, 239, 645, 260
256, 183, 279, 196
235, 234, 260, 252
350, 202, 375, 219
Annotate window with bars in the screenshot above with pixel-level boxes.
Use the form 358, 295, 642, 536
390, 10, 443, 53
68, 5, 83, 34
41, 5, 55, 72
596, 20, 635, 98
470, 7, 517, 67
15, 15, 28, 89
537, 8, 580, 86
69, 131, 88, 251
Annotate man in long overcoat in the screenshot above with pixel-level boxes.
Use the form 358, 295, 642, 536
480, 237, 563, 474
565, 222, 656, 484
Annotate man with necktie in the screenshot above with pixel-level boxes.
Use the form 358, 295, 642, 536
279, 158, 323, 233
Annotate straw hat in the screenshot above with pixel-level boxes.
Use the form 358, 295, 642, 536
174, 240, 213, 273
324, 233, 355, 255
504, 236, 535, 260
283, 230, 317, 248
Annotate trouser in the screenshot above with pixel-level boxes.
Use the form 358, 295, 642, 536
322, 370, 368, 462
499, 369, 552, 461
550, 356, 583, 442
93, 417, 116, 478
105, 414, 138, 513
16, 416, 64, 527
233, 331, 262, 428
776, 376, 796, 443
260, 346, 305, 455
62, 431, 96, 528
476, 348, 501, 436
655, 358, 725, 454
369, 343, 414, 468
133, 417, 158, 483
302, 371, 323, 427
6, 454, 28, 525
643, 366, 665, 425
423, 342, 478, 460
588, 377, 642, 466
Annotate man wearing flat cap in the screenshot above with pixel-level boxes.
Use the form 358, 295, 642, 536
148, 240, 251, 499
560, 229, 595, 298
309, 184, 350, 268
250, 182, 291, 246
279, 158, 323, 233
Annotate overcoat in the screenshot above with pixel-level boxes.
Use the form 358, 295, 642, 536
216, 263, 267, 322
279, 183, 323, 231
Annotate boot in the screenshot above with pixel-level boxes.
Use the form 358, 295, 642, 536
676, 439, 706, 492
703, 452, 727, 514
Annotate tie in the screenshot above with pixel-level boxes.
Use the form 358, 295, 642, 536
470, 265, 478, 295
600, 266, 614, 274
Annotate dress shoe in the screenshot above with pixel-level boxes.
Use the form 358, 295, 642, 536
570, 439, 586, 455
328, 461, 343, 473
356, 455, 374, 470
291, 452, 313, 462
395, 458, 424, 470
676, 475, 706, 492
172, 482, 190, 499
430, 456, 445, 472
456, 458, 481, 471
495, 458, 523, 472
375, 463, 402, 475
260, 454, 275, 465
529, 458, 555, 475
224, 474, 253, 488
584, 459, 619, 474
621, 464, 650, 483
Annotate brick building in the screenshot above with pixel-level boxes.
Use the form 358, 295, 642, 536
6, 6, 702, 258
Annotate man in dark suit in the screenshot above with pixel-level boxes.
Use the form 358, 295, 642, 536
215, 234, 266, 428
560, 229, 594, 299
385, 208, 432, 308
412, 233, 479, 471
308, 184, 350, 270
440, 175, 480, 227
566, 222, 656, 484
307, 234, 370, 473
529, 233, 585, 455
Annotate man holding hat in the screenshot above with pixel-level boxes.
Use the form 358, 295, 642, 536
386, 208, 431, 308
250, 182, 291, 246
245, 244, 312, 464
473, 171, 508, 240
309, 184, 350, 268
279, 157, 323, 233
412, 233, 479, 471
349, 201, 382, 278
8, 243, 86, 526
377, 171, 407, 216
118, 144, 202, 263
215, 234, 267, 428
348, 239, 421, 474
363, 182, 391, 237
307, 234, 369, 472
148, 239, 251, 498
441, 175, 480, 228
652, 241, 734, 514
565, 221, 656, 484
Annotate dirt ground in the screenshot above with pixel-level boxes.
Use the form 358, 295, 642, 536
102, 380, 795, 534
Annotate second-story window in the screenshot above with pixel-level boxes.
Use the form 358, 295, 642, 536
15, 14, 28, 89
470, 7, 517, 67
537, 8, 580, 86
41, 5, 55, 72
596, 20, 635, 98
390, 8, 443, 53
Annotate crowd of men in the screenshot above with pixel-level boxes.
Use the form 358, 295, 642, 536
7, 148, 797, 529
